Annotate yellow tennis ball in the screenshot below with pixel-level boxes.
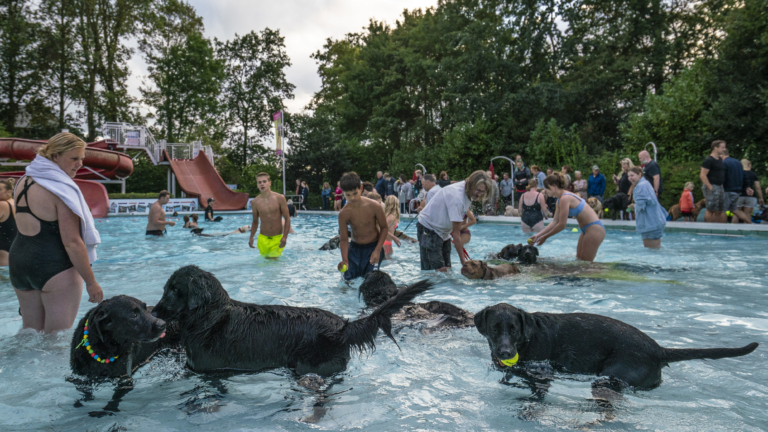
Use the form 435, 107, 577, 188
499, 353, 519, 367
571, 228, 579, 232
604, 208, 609, 212
527, 238, 534, 245
340, 264, 348, 273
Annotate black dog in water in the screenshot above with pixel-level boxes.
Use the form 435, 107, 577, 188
153, 265, 434, 375
70, 295, 177, 379
475, 303, 758, 390
359, 271, 474, 330
603, 192, 630, 220
518, 245, 538, 264
491, 243, 538, 264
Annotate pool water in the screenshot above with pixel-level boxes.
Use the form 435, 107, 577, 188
0, 215, 765, 431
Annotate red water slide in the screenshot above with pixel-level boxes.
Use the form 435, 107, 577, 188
163, 150, 249, 211
0, 138, 134, 218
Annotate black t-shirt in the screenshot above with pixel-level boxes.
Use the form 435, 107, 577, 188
642, 160, 663, 194
617, 172, 631, 194
546, 196, 557, 214
722, 157, 743, 192
742, 170, 758, 195
702, 156, 725, 186
205, 205, 214, 220
437, 179, 451, 188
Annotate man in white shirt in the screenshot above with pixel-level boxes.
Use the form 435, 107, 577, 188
416, 174, 440, 212
417, 171, 493, 271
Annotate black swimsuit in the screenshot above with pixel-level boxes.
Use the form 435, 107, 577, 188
521, 193, 544, 227
0, 201, 17, 252
9, 178, 74, 291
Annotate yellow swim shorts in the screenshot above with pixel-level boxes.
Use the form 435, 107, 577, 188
257, 233, 284, 258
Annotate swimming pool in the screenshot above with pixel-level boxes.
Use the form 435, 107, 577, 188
0, 215, 765, 430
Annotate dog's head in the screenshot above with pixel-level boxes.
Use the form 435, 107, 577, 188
499, 244, 522, 261
474, 303, 535, 368
359, 270, 399, 307
587, 197, 602, 211
87, 295, 166, 346
461, 260, 489, 279
153, 265, 229, 321
518, 245, 538, 264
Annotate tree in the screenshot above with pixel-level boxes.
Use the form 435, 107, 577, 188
0, 0, 40, 135
141, 32, 224, 143
217, 29, 295, 166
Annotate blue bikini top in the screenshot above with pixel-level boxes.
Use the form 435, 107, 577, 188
558, 192, 585, 218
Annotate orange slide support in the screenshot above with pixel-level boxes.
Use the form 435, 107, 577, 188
163, 150, 249, 211
0, 138, 134, 218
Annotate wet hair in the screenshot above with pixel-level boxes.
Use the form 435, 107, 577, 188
362, 181, 374, 192
192, 214, 199, 221
0, 177, 16, 192
711, 140, 725, 151
340, 172, 362, 192
423, 173, 436, 183
38, 132, 86, 161
543, 172, 567, 189
464, 170, 493, 203
684, 182, 695, 190
158, 190, 170, 199
527, 178, 538, 190
629, 167, 643, 176
183, 215, 190, 223
288, 203, 296, 217
384, 195, 400, 219
256, 172, 270, 180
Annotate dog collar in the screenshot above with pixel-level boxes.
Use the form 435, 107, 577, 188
75, 319, 119, 364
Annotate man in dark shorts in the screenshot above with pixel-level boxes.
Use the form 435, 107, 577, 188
337, 172, 388, 281
700, 140, 727, 223
639, 150, 662, 197
146, 190, 175, 236
721, 148, 751, 223
417, 171, 492, 272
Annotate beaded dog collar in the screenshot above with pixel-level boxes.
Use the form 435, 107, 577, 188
75, 319, 118, 364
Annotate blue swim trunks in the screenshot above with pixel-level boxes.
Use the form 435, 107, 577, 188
640, 227, 664, 240
344, 241, 384, 281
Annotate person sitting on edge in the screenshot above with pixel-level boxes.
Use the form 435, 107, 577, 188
146, 190, 175, 236
248, 173, 291, 259
530, 172, 605, 261
337, 171, 388, 280
680, 182, 696, 222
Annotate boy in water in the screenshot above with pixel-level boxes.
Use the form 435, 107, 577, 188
248, 173, 291, 258
337, 172, 388, 280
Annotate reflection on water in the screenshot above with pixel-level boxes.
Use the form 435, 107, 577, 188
0, 214, 765, 430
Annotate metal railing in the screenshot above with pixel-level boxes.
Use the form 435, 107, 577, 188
101, 122, 215, 165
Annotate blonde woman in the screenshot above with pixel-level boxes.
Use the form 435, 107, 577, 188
383, 195, 401, 258
0, 178, 17, 266
612, 158, 634, 195
10, 133, 103, 333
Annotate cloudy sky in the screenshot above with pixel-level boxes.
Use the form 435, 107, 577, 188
127, 0, 438, 116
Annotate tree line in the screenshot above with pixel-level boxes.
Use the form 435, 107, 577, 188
0, 0, 294, 169
286, 0, 767, 208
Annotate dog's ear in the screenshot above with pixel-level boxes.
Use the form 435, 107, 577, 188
90, 306, 110, 341
534, 247, 539, 256
474, 308, 490, 335
187, 278, 212, 310
517, 308, 536, 341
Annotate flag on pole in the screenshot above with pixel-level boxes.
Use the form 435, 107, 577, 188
273, 111, 282, 155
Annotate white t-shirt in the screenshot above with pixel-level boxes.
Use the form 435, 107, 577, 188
418, 181, 471, 240
425, 184, 441, 204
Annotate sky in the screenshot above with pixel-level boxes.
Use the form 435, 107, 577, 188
127, 0, 439, 118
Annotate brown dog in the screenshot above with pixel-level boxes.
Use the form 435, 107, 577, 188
587, 197, 603, 219
461, 260, 520, 280
669, 199, 706, 221
504, 206, 520, 217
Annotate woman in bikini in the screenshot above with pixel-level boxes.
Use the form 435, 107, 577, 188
530, 172, 605, 261
10, 133, 104, 332
518, 179, 548, 234
383, 196, 401, 259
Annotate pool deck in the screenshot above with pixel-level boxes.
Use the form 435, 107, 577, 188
106, 209, 768, 237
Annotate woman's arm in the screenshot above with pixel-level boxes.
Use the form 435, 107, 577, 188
57, 201, 103, 303
461, 210, 476, 231
539, 193, 550, 217
518, 193, 524, 215
532, 195, 568, 244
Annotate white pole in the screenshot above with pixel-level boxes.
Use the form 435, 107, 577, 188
281, 111, 286, 197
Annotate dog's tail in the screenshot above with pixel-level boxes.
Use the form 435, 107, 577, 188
343, 279, 434, 353
662, 342, 758, 363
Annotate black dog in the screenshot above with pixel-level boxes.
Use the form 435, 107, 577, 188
320, 230, 351, 250
518, 245, 538, 264
603, 192, 630, 220
475, 303, 758, 390
153, 265, 434, 375
359, 271, 474, 330
492, 243, 522, 261
70, 295, 176, 379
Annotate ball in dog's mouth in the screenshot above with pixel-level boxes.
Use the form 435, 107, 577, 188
497, 353, 519, 367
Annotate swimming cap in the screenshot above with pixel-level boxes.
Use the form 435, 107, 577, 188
499, 353, 519, 367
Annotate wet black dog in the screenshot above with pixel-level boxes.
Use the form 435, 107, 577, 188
492, 244, 522, 261
518, 245, 539, 264
153, 265, 434, 375
70, 295, 177, 379
475, 303, 758, 390
603, 192, 630, 220
359, 271, 474, 330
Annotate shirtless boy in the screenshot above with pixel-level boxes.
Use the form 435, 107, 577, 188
248, 173, 291, 258
146, 190, 175, 236
337, 172, 389, 281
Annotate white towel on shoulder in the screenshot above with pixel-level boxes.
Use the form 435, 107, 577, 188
24, 155, 100, 263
